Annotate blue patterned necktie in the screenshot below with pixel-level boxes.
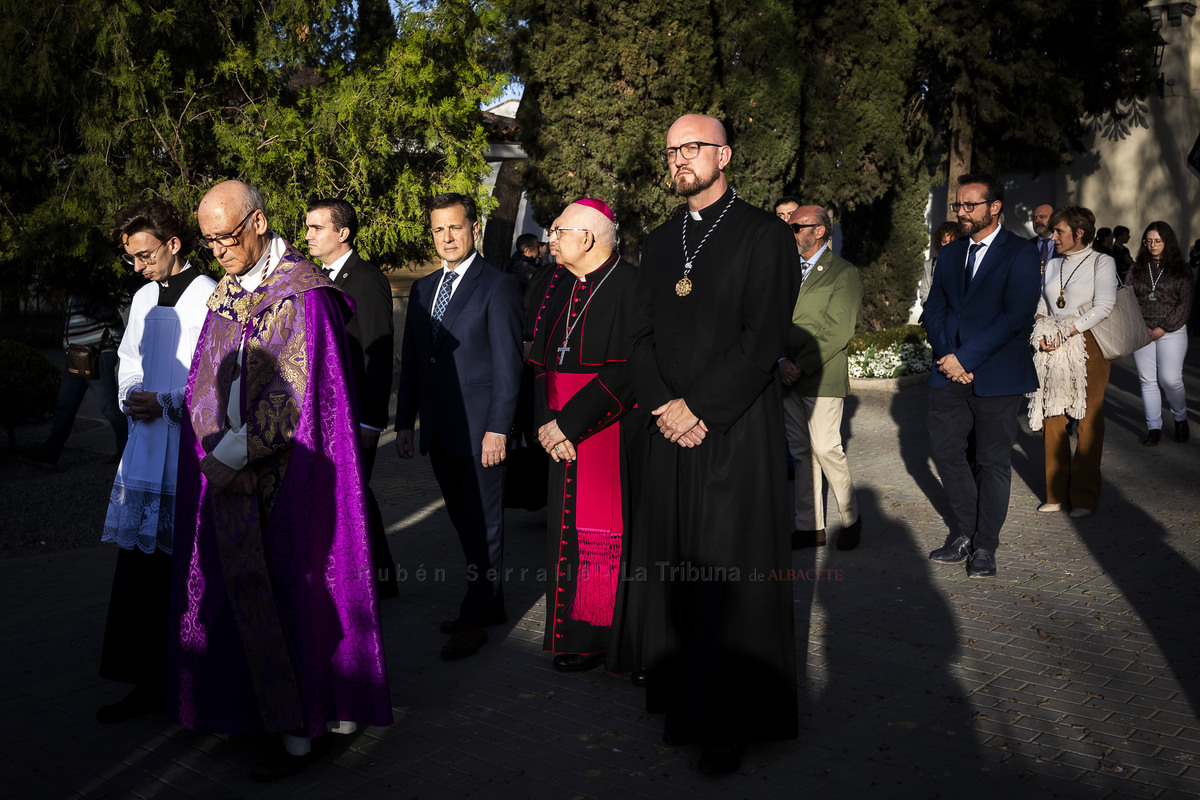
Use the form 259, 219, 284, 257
964, 243, 984, 292
430, 271, 458, 343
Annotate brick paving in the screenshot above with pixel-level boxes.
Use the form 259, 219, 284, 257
1, 328, 1197, 799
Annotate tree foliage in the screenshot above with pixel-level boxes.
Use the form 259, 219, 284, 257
511, 1, 719, 260
0, 0, 509, 310
917, 0, 1159, 198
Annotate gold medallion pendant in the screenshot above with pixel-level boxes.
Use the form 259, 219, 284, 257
675, 276, 693, 297
1056, 294, 1066, 309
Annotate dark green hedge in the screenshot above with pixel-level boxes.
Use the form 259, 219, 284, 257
848, 325, 927, 355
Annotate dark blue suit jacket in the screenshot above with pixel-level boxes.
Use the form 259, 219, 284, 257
924, 227, 1040, 396
395, 254, 524, 457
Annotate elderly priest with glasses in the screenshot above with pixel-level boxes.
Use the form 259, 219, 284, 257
528, 198, 648, 678
167, 180, 392, 782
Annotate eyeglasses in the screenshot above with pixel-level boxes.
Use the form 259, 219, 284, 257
950, 201, 989, 213
1143, 238, 1164, 246
548, 227, 589, 238
121, 241, 166, 266
790, 223, 819, 234
200, 209, 256, 249
659, 141, 722, 165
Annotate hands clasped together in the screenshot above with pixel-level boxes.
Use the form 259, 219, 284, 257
937, 354, 974, 385
537, 397, 708, 462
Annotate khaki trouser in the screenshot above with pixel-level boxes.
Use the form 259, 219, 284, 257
783, 392, 859, 531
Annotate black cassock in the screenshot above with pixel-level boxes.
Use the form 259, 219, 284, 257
530, 255, 648, 670
634, 188, 800, 744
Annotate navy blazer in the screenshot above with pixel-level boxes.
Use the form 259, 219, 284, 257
924, 227, 1041, 397
394, 254, 524, 457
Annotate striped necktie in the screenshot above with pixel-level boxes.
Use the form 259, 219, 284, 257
430, 271, 458, 343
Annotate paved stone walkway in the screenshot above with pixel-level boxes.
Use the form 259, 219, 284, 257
1, 340, 1197, 799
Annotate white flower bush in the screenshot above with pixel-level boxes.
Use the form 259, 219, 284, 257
848, 340, 933, 379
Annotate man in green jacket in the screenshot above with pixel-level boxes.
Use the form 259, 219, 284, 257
778, 205, 864, 551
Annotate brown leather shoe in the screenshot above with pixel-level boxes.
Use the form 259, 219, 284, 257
836, 517, 862, 551
441, 623, 488, 660
791, 529, 826, 549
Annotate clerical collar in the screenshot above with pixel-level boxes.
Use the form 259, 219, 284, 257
576, 253, 618, 283
688, 187, 735, 221
158, 263, 201, 308
234, 233, 287, 293
323, 248, 354, 281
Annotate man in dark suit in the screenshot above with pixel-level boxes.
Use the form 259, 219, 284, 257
305, 198, 397, 597
924, 173, 1040, 578
1030, 202, 1055, 273
395, 193, 524, 660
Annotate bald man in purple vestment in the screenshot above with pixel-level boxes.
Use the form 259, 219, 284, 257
167, 180, 391, 782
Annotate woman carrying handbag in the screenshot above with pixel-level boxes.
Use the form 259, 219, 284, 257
1028, 206, 1117, 518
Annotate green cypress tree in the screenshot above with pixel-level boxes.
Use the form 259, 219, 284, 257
511, 0, 719, 260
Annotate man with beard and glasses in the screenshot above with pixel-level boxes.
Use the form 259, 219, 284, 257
924, 173, 1040, 579
632, 113, 799, 774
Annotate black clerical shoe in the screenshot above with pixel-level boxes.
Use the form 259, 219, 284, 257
967, 548, 997, 578
441, 623, 488, 660
552, 652, 607, 673
929, 535, 971, 564
791, 529, 825, 550
1176, 420, 1190, 443
836, 517, 862, 551
439, 607, 508, 635
1143, 429, 1162, 446
630, 669, 649, 687
697, 742, 745, 775
96, 684, 162, 724
251, 735, 333, 783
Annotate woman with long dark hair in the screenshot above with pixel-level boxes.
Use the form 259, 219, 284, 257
1130, 221, 1193, 445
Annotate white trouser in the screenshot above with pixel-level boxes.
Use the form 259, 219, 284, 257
783, 392, 859, 531
1132, 326, 1189, 429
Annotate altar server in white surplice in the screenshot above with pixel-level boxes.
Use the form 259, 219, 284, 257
96, 197, 215, 724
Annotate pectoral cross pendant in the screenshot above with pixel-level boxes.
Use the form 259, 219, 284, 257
557, 342, 570, 365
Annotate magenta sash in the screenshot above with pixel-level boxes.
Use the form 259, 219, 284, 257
547, 370, 622, 626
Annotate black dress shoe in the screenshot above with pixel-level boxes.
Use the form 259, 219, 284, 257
251, 735, 333, 782
697, 742, 745, 775
1176, 420, 1190, 443
441, 623, 488, 660
929, 535, 971, 564
836, 517, 862, 551
630, 669, 649, 687
662, 728, 687, 746
1143, 429, 1162, 446
96, 684, 162, 724
967, 548, 997, 578
791, 529, 825, 550
552, 652, 607, 672
439, 608, 508, 634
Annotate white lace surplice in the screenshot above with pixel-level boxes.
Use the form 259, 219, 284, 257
103, 277, 212, 553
